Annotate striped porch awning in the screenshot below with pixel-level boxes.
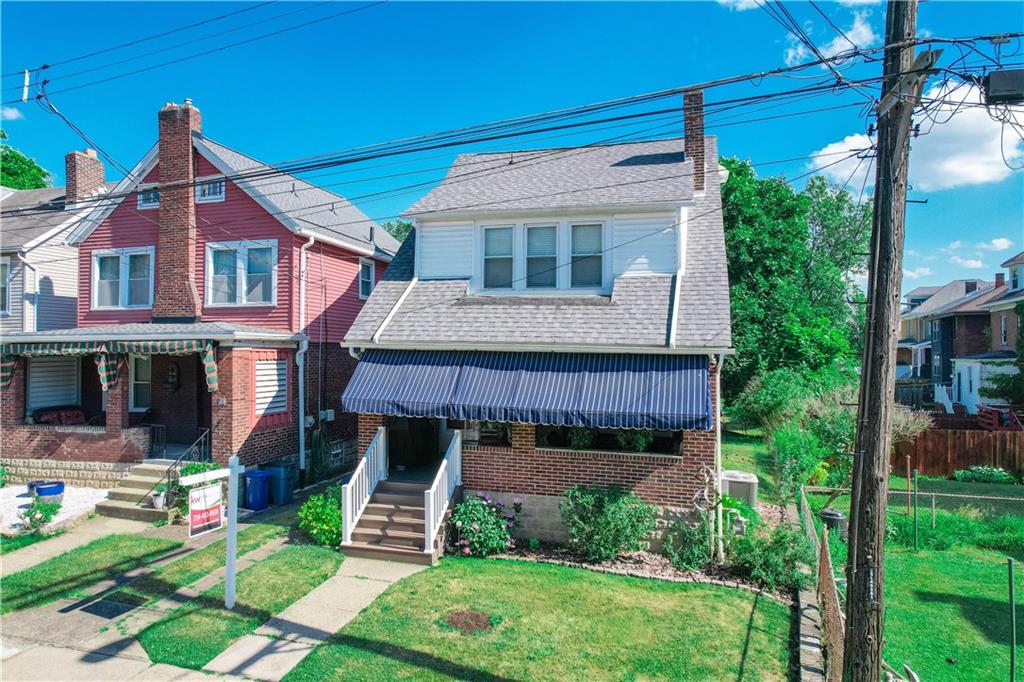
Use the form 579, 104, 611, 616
342, 349, 712, 430
0, 339, 219, 393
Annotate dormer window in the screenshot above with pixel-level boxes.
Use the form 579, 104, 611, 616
477, 221, 608, 293
526, 225, 557, 288
571, 224, 603, 288
1012, 267, 1021, 291
137, 186, 160, 210
196, 179, 225, 203
483, 226, 514, 289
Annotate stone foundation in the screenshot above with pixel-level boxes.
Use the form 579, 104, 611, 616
1, 458, 134, 488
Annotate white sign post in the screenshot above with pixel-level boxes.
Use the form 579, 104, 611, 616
225, 455, 245, 610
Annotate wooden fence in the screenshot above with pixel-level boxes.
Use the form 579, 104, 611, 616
892, 428, 1024, 477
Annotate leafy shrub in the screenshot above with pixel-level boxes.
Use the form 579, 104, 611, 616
772, 421, 828, 497
615, 429, 654, 453
727, 525, 812, 592
567, 427, 594, 450
560, 485, 657, 561
721, 493, 760, 527
297, 485, 342, 547
527, 537, 541, 552
0, 465, 7, 488
19, 498, 61, 534
733, 369, 814, 431
450, 494, 522, 556
884, 509, 1024, 551
173, 461, 222, 514
664, 515, 711, 571
953, 466, 1017, 485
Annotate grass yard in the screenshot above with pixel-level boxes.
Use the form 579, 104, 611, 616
107, 522, 286, 606
0, 534, 182, 614
722, 428, 779, 502
0, 530, 63, 555
888, 476, 1024, 516
138, 543, 342, 669
285, 558, 793, 682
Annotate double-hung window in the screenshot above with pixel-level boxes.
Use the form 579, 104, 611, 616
1013, 267, 1021, 291
1002, 314, 1009, 345
359, 259, 375, 299
196, 179, 225, 203
92, 247, 154, 309
570, 224, 603, 288
206, 240, 276, 306
483, 226, 514, 289
526, 225, 557, 288
0, 256, 10, 315
130, 355, 152, 412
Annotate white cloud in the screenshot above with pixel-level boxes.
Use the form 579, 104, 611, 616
716, 0, 760, 10
903, 266, 933, 280
1, 106, 23, 121
977, 237, 1014, 251
946, 241, 963, 251
809, 84, 1024, 191
838, 0, 881, 6
906, 249, 921, 258
807, 133, 875, 188
950, 255, 985, 269
785, 11, 878, 66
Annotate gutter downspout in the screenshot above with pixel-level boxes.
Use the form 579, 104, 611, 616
714, 352, 725, 563
15, 253, 36, 332
297, 236, 315, 485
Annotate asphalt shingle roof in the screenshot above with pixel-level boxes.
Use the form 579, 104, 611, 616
1, 321, 299, 341
0, 184, 113, 250
348, 137, 731, 351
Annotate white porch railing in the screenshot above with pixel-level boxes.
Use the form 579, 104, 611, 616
423, 430, 462, 553
934, 383, 954, 414
341, 426, 388, 545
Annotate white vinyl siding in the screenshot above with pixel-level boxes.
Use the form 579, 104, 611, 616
0, 257, 10, 315
27, 227, 80, 331
0, 256, 22, 334
27, 356, 80, 412
205, 240, 277, 306
254, 360, 288, 415
417, 222, 474, 278
612, 215, 678, 275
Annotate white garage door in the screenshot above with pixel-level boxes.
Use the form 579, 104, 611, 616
28, 356, 81, 412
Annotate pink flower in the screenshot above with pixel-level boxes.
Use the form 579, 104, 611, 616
463, 547, 471, 555
472, 524, 480, 531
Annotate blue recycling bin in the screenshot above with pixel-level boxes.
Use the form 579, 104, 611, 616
244, 470, 272, 511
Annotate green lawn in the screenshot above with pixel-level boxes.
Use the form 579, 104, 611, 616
138, 544, 342, 669
1, 534, 182, 613
722, 428, 779, 502
0, 530, 63, 555
284, 558, 793, 682
108, 522, 286, 606
888, 476, 1024, 516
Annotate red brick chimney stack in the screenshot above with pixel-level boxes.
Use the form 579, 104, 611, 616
64, 149, 105, 209
684, 89, 705, 192
152, 98, 203, 323
996, 272, 1006, 287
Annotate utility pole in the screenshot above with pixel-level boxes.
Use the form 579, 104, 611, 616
844, 1, 939, 679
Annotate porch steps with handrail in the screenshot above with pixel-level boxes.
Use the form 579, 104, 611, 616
95, 461, 177, 523
342, 481, 437, 565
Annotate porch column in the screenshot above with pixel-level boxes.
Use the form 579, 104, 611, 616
106, 361, 130, 434
0, 357, 25, 428
211, 347, 248, 465
510, 423, 535, 456
357, 414, 385, 456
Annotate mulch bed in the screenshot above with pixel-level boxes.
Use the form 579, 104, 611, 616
445, 609, 495, 634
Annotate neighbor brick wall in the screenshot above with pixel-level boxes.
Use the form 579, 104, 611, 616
304, 342, 359, 441
357, 413, 385, 454
993, 308, 1021, 351
953, 316, 990, 358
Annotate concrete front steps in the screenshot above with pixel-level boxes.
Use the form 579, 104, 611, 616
95, 460, 176, 523
341, 481, 438, 566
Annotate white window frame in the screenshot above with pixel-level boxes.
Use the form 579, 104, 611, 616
91, 246, 155, 310
1012, 267, 1021, 291
205, 239, 278, 307
472, 219, 610, 295
137, 184, 160, 210
481, 225, 516, 292
358, 258, 375, 300
1001, 314, 1009, 345
525, 223, 559, 290
128, 354, 152, 413
0, 255, 10, 316
195, 177, 226, 204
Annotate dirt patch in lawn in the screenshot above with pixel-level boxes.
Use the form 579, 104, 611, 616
444, 609, 496, 635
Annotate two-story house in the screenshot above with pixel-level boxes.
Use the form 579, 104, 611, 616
896, 278, 989, 381
897, 285, 940, 377
336, 91, 731, 563
0, 100, 398, 492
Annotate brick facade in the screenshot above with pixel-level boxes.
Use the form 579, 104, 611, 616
992, 307, 1021, 352
303, 343, 359, 441
684, 89, 705, 192
64, 149, 105, 206
953, 315, 990, 358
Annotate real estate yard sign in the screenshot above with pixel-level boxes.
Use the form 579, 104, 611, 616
188, 483, 224, 538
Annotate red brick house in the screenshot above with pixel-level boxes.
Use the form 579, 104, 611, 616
337, 91, 732, 563
0, 100, 398, 487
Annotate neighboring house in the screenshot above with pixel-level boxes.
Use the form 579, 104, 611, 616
896, 285, 940, 377
338, 91, 731, 563
0, 163, 103, 334
952, 252, 1024, 413
897, 279, 988, 380
0, 100, 398, 489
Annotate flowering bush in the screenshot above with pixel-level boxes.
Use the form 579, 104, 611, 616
450, 493, 523, 557
298, 485, 343, 547
560, 485, 657, 561
20, 498, 61, 534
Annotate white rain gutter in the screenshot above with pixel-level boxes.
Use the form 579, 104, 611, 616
668, 206, 688, 348
714, 352, 725, 564
372, 276, 418, 344
14, 253, 36, 333
297, 235, 315, 478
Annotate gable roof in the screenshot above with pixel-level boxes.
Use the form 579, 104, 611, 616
404, 138, 696, 217
66, 136, 399, 259
929, 282, 1007, 317
904, 285, 941, 300
347, 137, 731, 353
0, 184, 114, 252
902, 279, 991, 319
1002, 250, 1024, 268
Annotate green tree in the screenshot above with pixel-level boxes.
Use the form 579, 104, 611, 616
720, 158, 870, 398
381, 219, 413, 242
0, 131, 50, 189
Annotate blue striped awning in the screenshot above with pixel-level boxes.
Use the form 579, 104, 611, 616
342, 350, 711, 430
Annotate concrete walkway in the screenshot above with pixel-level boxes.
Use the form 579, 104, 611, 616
1, 516, 151, 577
203, 557, 425, 681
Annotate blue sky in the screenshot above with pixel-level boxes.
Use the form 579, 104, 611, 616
2, 1, 1022, 293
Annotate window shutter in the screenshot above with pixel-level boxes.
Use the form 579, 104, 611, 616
251, 350, 290, 428
28, 357, 79, 412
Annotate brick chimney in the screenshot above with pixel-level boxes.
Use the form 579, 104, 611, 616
152, 98, 202, 323
64, 149, 105, 209
684, 89, 705, 192
996, 272, 1006, 287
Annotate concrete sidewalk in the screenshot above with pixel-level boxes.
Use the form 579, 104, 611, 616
1, 516, 151, 578
203, 557, 425, 681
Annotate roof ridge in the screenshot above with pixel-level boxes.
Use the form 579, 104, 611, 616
451, 135, 690, 159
